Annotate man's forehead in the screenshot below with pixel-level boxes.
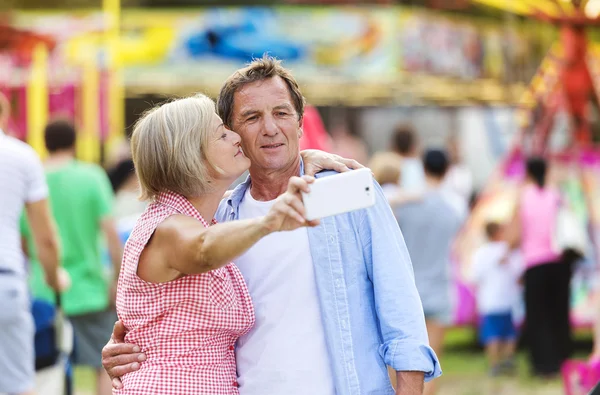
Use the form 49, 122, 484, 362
233, 78, 294, 115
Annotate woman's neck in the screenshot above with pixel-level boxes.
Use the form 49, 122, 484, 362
187, 182, 230, 223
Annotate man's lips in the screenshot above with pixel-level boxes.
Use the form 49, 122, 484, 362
260, 143, 284, 149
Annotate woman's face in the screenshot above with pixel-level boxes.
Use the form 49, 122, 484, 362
204, 112, 251, 182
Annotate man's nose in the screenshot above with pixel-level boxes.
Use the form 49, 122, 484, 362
262, 116, 279, 136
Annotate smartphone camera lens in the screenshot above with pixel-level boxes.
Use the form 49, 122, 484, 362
365, 187, 370, 191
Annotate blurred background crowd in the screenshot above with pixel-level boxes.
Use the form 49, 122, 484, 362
3, 0, 600, 394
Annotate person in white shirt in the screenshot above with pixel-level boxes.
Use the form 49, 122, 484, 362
471, 221, 523, 376
0, 93, 61, 395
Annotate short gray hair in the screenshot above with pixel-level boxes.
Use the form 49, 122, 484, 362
131, 94, 217, 201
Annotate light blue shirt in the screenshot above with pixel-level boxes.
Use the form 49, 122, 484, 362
216, 163, 441, 395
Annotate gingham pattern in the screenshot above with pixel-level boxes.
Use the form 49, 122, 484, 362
115, 191, 255, 395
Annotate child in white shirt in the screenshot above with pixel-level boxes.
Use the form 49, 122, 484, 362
472, 221, 523, 376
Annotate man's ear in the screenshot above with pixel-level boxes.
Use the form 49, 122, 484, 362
298, 116, 304, 138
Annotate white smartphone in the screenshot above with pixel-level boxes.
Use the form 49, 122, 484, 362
302, 168, 376, 221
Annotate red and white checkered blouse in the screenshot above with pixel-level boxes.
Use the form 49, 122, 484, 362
115, 191, 255, 395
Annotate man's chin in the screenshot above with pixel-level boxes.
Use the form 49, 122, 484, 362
253, 158, 301, 174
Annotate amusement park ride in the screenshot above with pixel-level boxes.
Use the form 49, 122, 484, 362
473, 0, 600, 153
452, 0, 600, 327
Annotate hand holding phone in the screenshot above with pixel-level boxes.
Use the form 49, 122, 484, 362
302, 168, 376, 221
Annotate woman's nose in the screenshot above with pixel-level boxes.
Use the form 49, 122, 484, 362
232, 133, 242, 145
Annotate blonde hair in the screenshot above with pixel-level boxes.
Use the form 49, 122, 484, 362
369, 152, 402, 186
131, 94, 217, 201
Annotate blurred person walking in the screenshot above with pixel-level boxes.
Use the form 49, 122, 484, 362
471, 222, 522, 376
21, 120, 123, 395
507, 157, 572, 377
394, 149, 464, 395
0, 93, 61, 395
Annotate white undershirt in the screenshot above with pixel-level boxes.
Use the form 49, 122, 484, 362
234, 187, 335, 395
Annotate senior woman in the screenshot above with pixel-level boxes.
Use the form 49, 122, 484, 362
114, 94, 352, 394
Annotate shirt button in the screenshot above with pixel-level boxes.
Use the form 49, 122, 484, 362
233, 380, 238, 387
341, 320, 347, 329
229, 345, 234, 351
329, 235, 335, 244
335, 279, 342, 288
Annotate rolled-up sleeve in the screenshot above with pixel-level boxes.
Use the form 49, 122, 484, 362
360, 181, 442, 381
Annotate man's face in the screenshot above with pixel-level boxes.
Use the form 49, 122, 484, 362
229, 76, 303, 174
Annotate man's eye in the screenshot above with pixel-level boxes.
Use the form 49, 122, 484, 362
221, 133, 227, 139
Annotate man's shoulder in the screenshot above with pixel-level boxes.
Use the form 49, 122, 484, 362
1, 136, 40, 164
428, 191, 464, 217
61, 162, 110, 189
215, 179, 250, 223
54, 160, 102, 178
395, 195, 428, 217
74, 161, 105, 175
215, 197, 231, 222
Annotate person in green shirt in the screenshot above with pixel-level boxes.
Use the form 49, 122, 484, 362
21, 120, 123, 395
